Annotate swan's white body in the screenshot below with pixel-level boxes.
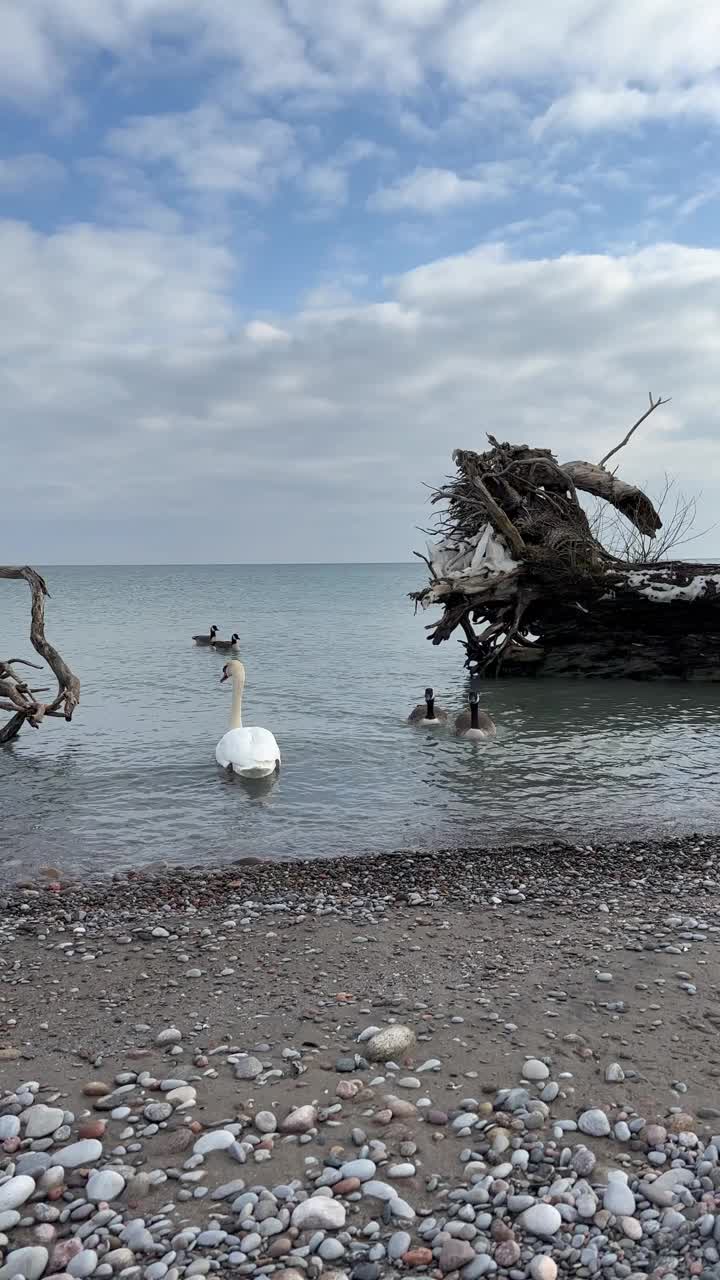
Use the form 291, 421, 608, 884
216, 660, 280, 778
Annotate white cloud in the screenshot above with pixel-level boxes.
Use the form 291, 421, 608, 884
2, 221, 720, 561
4, 0, 720, 137
245, 320, 290, 341
533, 81, 720, 136
108, 106, 297, 197
369, 164, 517, 213
0, 153, 65, 190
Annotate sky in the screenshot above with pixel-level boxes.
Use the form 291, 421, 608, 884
1, 0, 720, 564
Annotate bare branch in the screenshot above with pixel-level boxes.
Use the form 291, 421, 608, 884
0, 565, 80, 744
0, 712, 28, 745
562, 461, 662, 537
472, 476, 526, 557
599, 392, 671, 468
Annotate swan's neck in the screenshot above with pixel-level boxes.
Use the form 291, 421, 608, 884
229, 676, 244, 729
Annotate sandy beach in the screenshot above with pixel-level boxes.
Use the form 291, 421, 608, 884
0, 835, 719, 1279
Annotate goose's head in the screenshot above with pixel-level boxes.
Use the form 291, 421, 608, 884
210, 625, 219, 637
424, 687, 434, 703
220, 659, 246, 685
231, 633, 239, 644
469, 691, 479, 705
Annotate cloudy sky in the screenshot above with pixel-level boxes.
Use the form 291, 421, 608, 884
2, 0, 720, 563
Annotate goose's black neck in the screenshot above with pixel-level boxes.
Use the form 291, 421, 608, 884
470, 700, 479, 729
425, 697, 436, 719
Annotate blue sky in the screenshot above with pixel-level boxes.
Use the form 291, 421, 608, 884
2, 1, 720, 562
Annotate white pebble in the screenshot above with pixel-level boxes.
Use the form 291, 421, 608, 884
23, 1104, 65, 1139
0, 1245, 48, 1280
193, 1131, 236, 1156
522, 1059, 550, 1082
529, 1257, 558, 1280
86, 1170, 126, 1202
291, 1198, 346, 1230
0, 1176, 36, 1213
520, 1204, 562, 1237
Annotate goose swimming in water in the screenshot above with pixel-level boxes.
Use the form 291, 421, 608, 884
408, 687, 448, 725
212, 632, 240, 651
455, 691, 496, 740
215, 660, 281, 779
193, 625, 219, 646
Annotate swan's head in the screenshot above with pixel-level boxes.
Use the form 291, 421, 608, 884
220, 659, 246, 684
210, 625, 219, 637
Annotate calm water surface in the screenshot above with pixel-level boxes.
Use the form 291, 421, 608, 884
2, 564, 720, 880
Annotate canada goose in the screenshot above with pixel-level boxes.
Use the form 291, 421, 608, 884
408, 687, 448, 725
455, 691, 496, 740
193, 625, 219, 646
215, 660, 281, 779
212, 632, 240, 651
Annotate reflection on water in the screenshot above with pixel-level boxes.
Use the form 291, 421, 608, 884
2, 563, 720, 880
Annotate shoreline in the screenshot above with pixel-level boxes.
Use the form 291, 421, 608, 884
1, 831, 719, 1278
2, 830, 717, 918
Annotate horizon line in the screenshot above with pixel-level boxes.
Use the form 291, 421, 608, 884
29, 559, 419, 568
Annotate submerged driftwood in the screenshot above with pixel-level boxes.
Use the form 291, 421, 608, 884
413, 401, 720, 680
0, 566, 80, 743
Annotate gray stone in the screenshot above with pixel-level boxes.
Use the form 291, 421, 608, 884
604, 1170, 636, 1216
143, 1101, 172, 1125
234, 1057, 263, 1080
155, 1027, 182, 1045
578, 1108, 611, 1137
67, 1250, 99, 1277
439, 1239, 475, 1272
340, 1159, 376, 1182
254, 1111, 277, 1134
364, 1025, 415, 1062
86, 1170, 126, 1202
0, 1246, 48, 1280
55, 1141, 103, 1169
388, 1231, 411, 1260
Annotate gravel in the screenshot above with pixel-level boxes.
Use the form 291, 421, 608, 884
2, 833, 720, 1279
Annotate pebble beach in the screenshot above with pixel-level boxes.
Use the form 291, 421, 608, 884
2, 835, 720, 1280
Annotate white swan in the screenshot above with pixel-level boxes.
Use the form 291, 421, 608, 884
215, 660, 280, 779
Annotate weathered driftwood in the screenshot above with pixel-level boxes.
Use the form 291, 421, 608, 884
413, 400, 720, 680
0, 566, 80, 744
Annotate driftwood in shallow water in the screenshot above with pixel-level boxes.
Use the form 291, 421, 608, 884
0, 566, 80, 744
413, 401, 720, 680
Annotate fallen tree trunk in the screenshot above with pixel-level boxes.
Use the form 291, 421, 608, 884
1, 566, 80, 743
412, 406, 720, 680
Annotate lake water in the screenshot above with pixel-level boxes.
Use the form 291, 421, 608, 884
2, 563, 720, 881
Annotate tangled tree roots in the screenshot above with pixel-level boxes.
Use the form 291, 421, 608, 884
1, 566, 80, 744
413, 401, 720, 680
